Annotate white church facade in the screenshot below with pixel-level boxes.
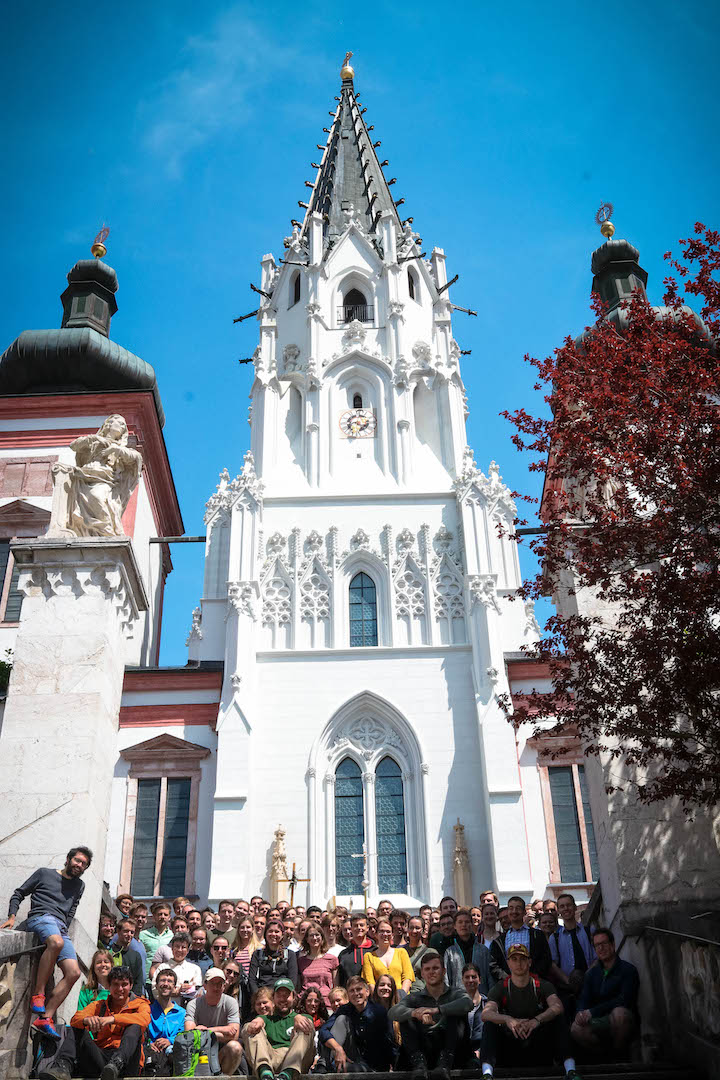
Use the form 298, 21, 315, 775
0, 59, 600, 913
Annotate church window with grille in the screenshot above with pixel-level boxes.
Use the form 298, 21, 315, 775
375, 757, 408, 892
349, 572, 378, 646
335, 758, 365, 894
130, 777, 191, 896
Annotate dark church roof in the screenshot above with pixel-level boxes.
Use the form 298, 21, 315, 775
299, 64, 404, 250
0, 254, 165, 426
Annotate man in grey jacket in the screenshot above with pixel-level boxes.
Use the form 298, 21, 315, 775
389, 949, 472, 1080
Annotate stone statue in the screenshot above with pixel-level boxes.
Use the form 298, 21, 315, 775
48, 415, 143, 539
270, 824, 289, 905
452, 818, 472, 907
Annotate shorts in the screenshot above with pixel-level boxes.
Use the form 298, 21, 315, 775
26, 914, 77, 963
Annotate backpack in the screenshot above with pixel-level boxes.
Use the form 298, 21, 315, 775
171, 1029, 221, 1076
499, 974, 543, 1014
32, 1023, 76, 1080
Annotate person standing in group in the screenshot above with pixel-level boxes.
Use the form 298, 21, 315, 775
361, 919, 414, 994
297, 924, 339, 1007
77, 950, 113, 1010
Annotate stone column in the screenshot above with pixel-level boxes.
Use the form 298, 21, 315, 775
0, 538, 147, 1020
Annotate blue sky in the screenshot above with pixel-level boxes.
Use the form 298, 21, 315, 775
1, 1, 717, 662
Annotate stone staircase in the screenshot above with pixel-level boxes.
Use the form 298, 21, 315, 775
177, 1068, 694, 1080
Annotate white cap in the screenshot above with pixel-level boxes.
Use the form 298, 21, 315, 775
204, 967, 226, 982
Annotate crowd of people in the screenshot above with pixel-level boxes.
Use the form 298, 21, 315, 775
3, 847, 641, 1080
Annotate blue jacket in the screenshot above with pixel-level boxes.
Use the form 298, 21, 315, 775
319, 1001, 396, 1069
577, 956, 639, 1018
148, 1000, 186, 1048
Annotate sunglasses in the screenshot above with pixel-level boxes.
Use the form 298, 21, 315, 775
212, 944, 229, 950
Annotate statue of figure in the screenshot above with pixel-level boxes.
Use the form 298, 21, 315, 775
452, 818, 472, 907
47, 415, 143, 539
270, 824, 289, 905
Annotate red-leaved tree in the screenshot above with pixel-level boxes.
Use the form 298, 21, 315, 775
503, 224, 720, 809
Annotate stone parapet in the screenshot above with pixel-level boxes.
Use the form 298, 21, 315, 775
0, 931, 39, 1080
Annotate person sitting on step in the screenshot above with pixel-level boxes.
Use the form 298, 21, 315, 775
389, 949, 472, 1080
65, 964, 151, 1080
145, 968, 186, 1076
570, 927, 639, 1058
479, 943, 579, 1080
318, 974, 397, 1073
242, 978, 315, 1080
184, 967, 243, 1075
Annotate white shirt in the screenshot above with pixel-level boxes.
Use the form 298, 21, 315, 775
153, 959, 203, 1001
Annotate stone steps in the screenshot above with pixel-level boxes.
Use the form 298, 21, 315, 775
131, 1068, 691, 1080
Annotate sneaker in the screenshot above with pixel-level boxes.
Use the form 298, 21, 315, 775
565, 1072, 582, 1080
410, 1053, 428, 1080
38, 1059, 72, 1080
32, 1017, 60, 1039
30, 994, 46, 1015
258, 1069, 274, 1080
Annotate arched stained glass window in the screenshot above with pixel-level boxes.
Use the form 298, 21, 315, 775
375, 757, 407, 893
349, 573, 378, 647
335, 758, 365, 894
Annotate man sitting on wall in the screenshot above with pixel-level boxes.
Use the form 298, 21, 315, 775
480, 944, 578, 1079
571, 928, 639, 1058
1, 845, 92, 1038
389, 950, 472, 1079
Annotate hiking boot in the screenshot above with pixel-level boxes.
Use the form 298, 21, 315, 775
410, 1052, 428, 1080
430, 1051, 454, 1080
101, 1054, 125, 1080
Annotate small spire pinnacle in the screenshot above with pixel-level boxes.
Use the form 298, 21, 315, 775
91, 224, 110, 258
595, 202, 615, 240
340, 50, 354, 82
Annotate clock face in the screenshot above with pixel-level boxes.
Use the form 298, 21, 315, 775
340, 408, 377, 439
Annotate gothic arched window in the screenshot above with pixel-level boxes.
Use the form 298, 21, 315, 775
349, 572, 378, 647
335, 758, 365, 894
290, 271, 301, 307
375, 757, 408, 892
342, 287, 370, 324
408, 268, 417, 301
353, 392, 363, 409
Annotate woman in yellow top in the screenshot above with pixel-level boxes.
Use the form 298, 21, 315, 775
361, 919, 414, 993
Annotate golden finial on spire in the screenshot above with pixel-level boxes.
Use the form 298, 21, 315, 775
595, 202, 615, 240
91, 225, 110, 258
340, 51, 355, 81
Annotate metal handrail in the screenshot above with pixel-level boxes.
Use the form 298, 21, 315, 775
639, 924, 720, 949
338, 304, 374, 324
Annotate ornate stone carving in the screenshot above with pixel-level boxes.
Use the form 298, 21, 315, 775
341, 319, 367, 349
395, 563, 426, 618
18, 562, 140, 633
304, 531, 323, 556
205, 452, 263, 523
282, 344, 302, 372
411, 340, 433, 367
433, 526, 454, 555
421, 762, 430, 775
396, 528, 415, 556
47, 415, 142, 539
433, 559, 464, 623
186, 606, 203, 645
266, 532, 287, 559
469, 575, 502, 614
453, 449, 516, 519
300, 566, 331, 623
262, 574, 292, 628
388, 300, 405, 319
270, 824, 289, 905
486, 666, 499, 686
306, 302, 322, 317
394, 354, 411, 388
524, 598, 541, 637
228, 581, 257, 621
230, 672, 242, 691
331, 716, 402, 759
452, 819, 472, 906
350, 528, 371, 552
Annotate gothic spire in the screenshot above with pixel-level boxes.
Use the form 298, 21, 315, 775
299, 56, 404, 253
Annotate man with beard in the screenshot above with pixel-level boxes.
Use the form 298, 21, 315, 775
2, 845, 92, 1037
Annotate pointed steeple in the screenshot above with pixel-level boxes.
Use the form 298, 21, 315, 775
299, 55, 404, 253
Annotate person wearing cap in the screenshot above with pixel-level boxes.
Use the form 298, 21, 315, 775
242, 977, 314, 1080
480, 944, 579, 1080
184, 967, 243, 1075
388, 949, 473, 1079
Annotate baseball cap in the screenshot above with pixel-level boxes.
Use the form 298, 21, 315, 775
507, 943, 530, 958
204, 967, 227, 982
274, 977, 295, 992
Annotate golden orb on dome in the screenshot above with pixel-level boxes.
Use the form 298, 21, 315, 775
91, 225, 110, 259
340, 50, 354, 81
600, 220, 616, 239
